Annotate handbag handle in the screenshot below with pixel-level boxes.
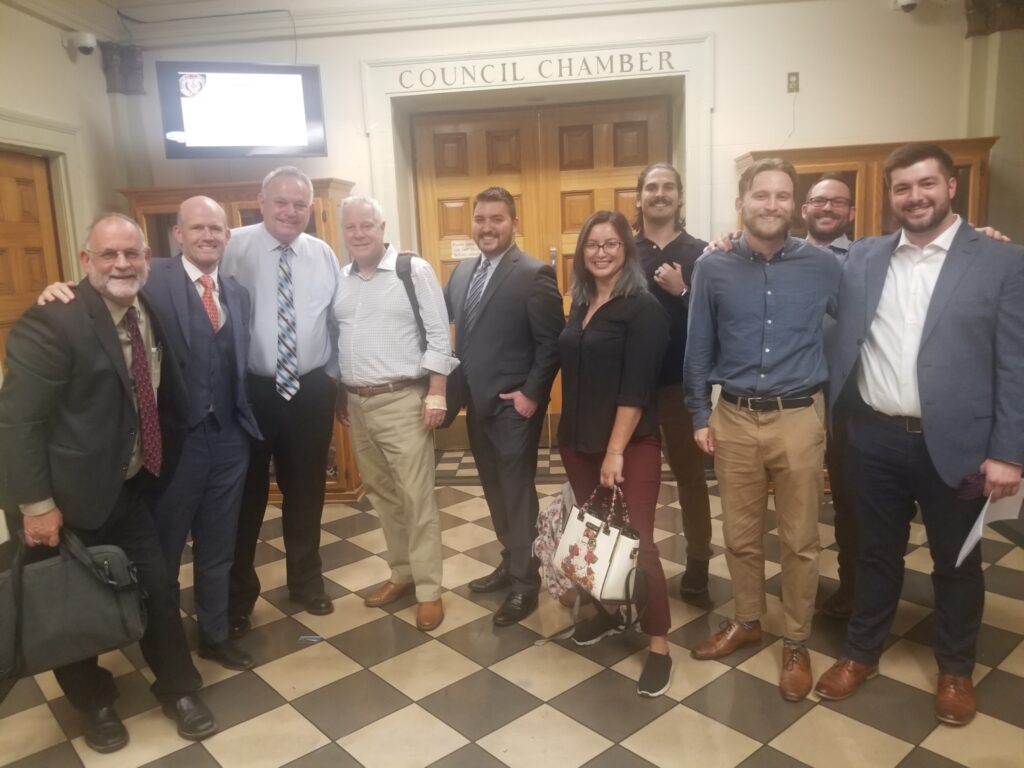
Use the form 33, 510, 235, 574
580, 485, 632, 528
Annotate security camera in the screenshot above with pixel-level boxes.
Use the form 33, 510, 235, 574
63, 31, 98, 55
896, 0, 918, 11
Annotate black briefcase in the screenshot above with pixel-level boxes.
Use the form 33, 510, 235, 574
0, 529, 147, 680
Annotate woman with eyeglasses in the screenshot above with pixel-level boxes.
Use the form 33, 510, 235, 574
557, 209, 672, 697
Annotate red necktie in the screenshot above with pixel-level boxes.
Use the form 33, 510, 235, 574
125, 306, 162, 477
198, 274, 219, 330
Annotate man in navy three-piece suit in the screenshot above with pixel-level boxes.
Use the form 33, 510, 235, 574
42, 197, 260, 672
814, 144, 1024, 726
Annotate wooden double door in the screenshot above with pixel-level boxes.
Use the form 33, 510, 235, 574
413, 97, 672, 301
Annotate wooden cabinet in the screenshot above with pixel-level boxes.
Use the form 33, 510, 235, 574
120, 178, 363, 502
736, 137, 997, 238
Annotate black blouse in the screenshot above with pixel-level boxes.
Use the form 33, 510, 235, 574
557, 291, 669, 454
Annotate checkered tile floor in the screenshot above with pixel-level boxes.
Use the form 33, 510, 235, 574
2, 459, 1023, 767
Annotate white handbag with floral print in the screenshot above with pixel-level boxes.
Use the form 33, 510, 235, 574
553, 485, 639, 602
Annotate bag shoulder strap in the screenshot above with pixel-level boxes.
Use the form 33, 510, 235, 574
396, 252, 427, 353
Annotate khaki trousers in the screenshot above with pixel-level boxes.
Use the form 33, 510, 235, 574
658, 384, 713, 562
349, 386, 442, 601
710, 392, 825, 641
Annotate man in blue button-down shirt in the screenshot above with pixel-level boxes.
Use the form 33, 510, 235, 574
684, 158, 840, 703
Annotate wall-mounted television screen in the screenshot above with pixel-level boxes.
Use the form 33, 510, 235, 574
155, 61, 327, 159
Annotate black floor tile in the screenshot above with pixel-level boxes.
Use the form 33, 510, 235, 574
252, 540, 284, 567
550, 669, 675, 742
657, 483, 680, 505
980, 538, 1014, 565
439, 511, 471, 531
737, 745, 811, 768
142, 743, 220, 768
202, 671, 286, 731
0, 677, 44, 719
434, 487, 476, 508
982, 565, 1024, 600
655, 534, 689, 565
461, 539, 505, 568
6, 742, 84, 768
282, 743, 363, 767
261, 580, 349, 615
290, 670, 410, 740
321, 512, 381, 540
428, 743, 507, 767
975, 668, 1024, 728
897, 747, 966, 768
818, 674, 938, 744
419, 669, 541, 741
438, 615, 540, 667
583, 745, 659, 767
903, 615, 1022, 668
313, 539, 379, 571
259, 517, 284, 541
899, 570, 937, 609
235, 617, 315, 666
653, 507, 684, 534
682, 669, 814, 743
804, 611, 852, 658
449, 584, 511, 612
556, 624, 649, 667
328, 615, 431, 667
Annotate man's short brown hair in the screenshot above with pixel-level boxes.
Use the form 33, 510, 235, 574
882, 143, 955, 187
738, 158, 798, 198
473, 187, 517, 220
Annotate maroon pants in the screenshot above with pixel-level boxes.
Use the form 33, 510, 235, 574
559, 436, 670, 637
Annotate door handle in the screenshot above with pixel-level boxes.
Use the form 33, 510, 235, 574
549, 247, 558, 268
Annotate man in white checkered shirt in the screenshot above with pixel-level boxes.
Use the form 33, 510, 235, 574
333, 195, 458, 631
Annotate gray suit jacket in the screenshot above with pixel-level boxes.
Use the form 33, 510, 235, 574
444, 246, 564, 416
829, 225, 1024, 487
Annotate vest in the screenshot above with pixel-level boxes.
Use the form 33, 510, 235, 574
184, 282, 238, 429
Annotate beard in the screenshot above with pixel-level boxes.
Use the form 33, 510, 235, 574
743, 210, 790, 241
807, 212, 848, 242
896, 197, 952, 234
92, 266, 149, 302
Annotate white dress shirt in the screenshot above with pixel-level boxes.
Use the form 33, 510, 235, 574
858, 215, 963, 417
334, 244, 458, 386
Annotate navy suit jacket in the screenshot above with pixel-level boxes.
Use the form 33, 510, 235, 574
143, 257, 260, 440
443, 245, 564, 416
829, 225, 1024, 487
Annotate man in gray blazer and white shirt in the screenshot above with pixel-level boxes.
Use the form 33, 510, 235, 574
814, 143, 1024, 726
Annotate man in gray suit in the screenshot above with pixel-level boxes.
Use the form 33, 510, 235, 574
444, 187, 564, 625
814, 143, 1024, 726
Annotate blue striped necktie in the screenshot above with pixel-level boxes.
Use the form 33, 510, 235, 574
463, 256, 491, 334
276, 244, 300, 400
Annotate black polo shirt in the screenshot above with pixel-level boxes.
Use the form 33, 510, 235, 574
636, 229, 707, 386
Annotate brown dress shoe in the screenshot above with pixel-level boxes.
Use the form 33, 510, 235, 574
935, 673, 976, 726
779, 644, 813, 702
814, 658, 878, 700
364, 581, 415, 608
416, 599, 444, 631
691, 620, 762, 660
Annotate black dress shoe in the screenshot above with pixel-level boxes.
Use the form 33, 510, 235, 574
81, 705, 128, 753
161, 694, 218, 740
199, 639, 256, 671
493, 591, 538, 626
292, 593, 334, 615
470, 564, 511, 593
228, 614, 250, 640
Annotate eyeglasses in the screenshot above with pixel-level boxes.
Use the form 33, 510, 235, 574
583, 239, 623, 254
806, 196, 852, 210
86, 248, 147, 263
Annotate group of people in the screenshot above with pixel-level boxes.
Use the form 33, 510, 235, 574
0, 141, 1020, 753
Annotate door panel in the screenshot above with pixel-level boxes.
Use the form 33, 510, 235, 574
0, 151, 62, 372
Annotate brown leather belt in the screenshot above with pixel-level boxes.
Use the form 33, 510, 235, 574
721, 386, 819, 412
345, 379, 422, 397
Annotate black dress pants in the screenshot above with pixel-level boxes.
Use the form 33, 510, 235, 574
49, 477, 202, 711
466, 401, 545, 595
825, 414, 858, 589
229, 368, 336, 617
844, 409, 985, 676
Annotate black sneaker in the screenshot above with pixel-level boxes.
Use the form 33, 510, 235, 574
572, 609, 625, 646
637, 651, 672, 697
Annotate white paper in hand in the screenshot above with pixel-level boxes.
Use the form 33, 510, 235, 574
956, 485, 1024, 567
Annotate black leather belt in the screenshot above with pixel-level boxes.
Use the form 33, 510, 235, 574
721, 386, 819, 411
865, 407, 923, 434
